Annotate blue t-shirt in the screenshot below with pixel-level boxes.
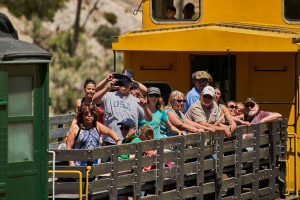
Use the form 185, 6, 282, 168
184, 87, 201, 114
138, 109, 168, 139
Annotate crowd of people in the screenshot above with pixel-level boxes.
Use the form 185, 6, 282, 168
65, 68, 282, 161
62, 68, 282, 198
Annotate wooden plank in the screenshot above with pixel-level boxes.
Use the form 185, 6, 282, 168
91, 178, 110, 192
48, 182, 82, 195
140, 139, 157, 152
49, 127, 69, 140
48, 149, 92, 161
92, 146, 111, 159
234, 127, 243, 200
49, 113, 74, 126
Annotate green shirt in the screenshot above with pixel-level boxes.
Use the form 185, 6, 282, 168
118, 134, 141, 160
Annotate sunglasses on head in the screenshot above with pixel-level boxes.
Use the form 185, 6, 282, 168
229, 105, 238, 109
246, 104, 255, 108
148, 94, 160, 97
120, 126, 132, 131
83, 111, 95, 116
175, 99, 186, 103
203, 94, 213, 100
119, 78, 131, 83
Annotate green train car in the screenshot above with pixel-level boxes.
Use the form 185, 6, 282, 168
0, 14, 52, 200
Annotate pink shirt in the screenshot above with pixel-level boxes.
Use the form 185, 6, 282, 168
244, 110, 271, 138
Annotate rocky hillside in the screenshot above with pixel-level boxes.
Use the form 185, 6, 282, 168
0, 0, 142, 115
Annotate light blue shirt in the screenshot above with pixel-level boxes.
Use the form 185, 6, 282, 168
184, 87, 201, 113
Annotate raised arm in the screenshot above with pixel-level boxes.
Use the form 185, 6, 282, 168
93, 79, 115, 104
95, 73, 114, 92
137, 81, 147, 95
96, 122, 122, 145
137, 98, 153, 122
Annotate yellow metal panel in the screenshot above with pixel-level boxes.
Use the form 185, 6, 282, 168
113, 25, 300, 52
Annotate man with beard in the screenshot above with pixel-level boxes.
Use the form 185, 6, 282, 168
93, 69, 152, 146
186, 86, 232, 138
244, 97, 282, 124
184, 71, 213, 113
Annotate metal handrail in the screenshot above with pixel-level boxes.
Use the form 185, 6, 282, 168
288, 133, 299, 197
283, 160, 291, 196
48, 151, 56, 200
86, 166, 91, 200
48, 170, 83, 200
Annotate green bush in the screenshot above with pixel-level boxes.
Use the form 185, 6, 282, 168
93, 25, 120, 48
104, 12, 117, 25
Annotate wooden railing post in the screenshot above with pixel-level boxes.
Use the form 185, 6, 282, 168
156, 139, 164, 200
196, 133, 205, 200
252, 123, 260, 199
234, 127, 243, 199
215, 131, 224, 200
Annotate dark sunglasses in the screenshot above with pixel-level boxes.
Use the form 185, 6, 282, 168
246, 104, 255, 108
176, 99, 186, 103
120, 126, 132, 131
83, 111, 95, 116
203, 95, 213, 100
148, 94, 160, 97
229, 105, 238, 109
119, 78, 131, 83
196, 79, 208, 83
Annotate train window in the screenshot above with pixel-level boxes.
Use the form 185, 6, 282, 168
8, 76, 33, 116
141, 81, 173, 105
151, 0, 201, 22
8, 121, 34, 162
284, 0, 300, 21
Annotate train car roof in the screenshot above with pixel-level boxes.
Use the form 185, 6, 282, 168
113, 22, 300, 52
0, 32, 52, 64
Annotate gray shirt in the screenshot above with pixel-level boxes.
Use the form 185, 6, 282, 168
101, 91, 145, 144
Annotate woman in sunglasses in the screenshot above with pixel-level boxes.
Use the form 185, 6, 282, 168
213, 88, 237, 131
226, 100, 250, 126
165, 91, 214, 134
67, 103, 121, 166
138, 87, 185, 138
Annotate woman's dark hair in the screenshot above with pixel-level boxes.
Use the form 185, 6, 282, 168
84, 77, 96, 88
77, 103, 100, 127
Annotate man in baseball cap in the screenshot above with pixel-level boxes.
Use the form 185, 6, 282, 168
184, 70, 213, 113
117, 118, 141, 160
244, 97, 282, 125
186, 86, 231, 138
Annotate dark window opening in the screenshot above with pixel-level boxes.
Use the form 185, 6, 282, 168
190, 55, 236, 103
142, 82, 172, 106
284, 0, 300, 21
151, 0, 201, 21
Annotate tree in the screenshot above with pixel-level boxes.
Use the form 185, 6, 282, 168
0, 0, 68, 21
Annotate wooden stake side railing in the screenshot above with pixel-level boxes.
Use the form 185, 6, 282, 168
48, 117, 288, 200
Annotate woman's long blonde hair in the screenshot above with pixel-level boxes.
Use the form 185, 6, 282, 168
165, 90, 185, 110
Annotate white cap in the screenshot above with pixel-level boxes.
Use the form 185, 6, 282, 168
202, 86, 215, 97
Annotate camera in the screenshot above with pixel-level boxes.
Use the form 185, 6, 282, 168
115, 80, 125, 87
113, 73, 122, 79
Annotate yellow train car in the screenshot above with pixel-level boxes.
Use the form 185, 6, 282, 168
112, 0, 300, 195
